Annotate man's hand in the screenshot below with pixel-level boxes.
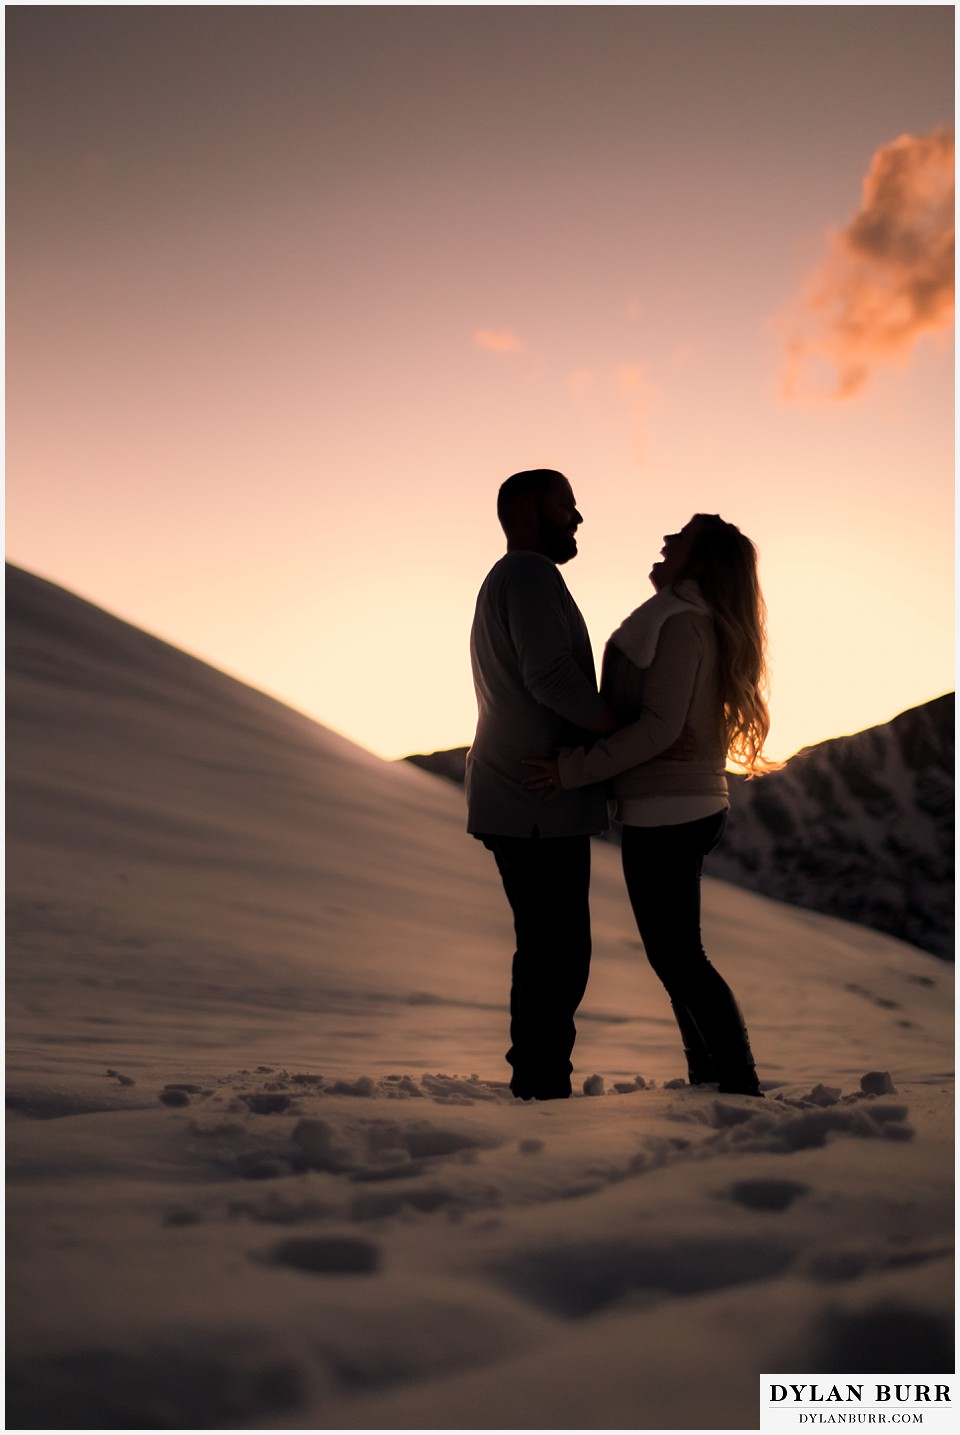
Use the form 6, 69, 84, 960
523, 756, 562, 798
662, 721, 696, 761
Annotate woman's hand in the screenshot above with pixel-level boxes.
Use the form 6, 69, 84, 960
523, 756, 562, 796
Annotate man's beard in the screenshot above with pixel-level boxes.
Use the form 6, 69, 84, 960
539, 518, 578, 564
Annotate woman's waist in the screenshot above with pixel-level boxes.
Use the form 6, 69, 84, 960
608, 759, 729, 798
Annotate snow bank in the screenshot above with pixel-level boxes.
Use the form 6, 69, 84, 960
6, 565, 954, 1429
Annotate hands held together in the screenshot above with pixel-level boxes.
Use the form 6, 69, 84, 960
522, 721, 696, 799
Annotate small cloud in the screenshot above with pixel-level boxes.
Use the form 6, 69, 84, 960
614, 362, 664, 468
616, 363, 648, 393
474, 328, 524, 355
615, 362, 662, 418
780, 128, 954, 402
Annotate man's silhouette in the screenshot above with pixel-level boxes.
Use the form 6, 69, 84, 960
466, 469, 616, 1099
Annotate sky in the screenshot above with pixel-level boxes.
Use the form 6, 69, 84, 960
5, 2, 955, 763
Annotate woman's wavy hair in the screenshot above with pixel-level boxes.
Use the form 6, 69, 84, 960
679, 514, 780, 776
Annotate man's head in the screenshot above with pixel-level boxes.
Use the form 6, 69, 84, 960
496, 469, 582, 564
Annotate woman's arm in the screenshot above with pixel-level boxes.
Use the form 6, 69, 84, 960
556, 614, 703, 789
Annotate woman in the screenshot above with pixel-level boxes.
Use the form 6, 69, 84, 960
524, 513, 777, 1096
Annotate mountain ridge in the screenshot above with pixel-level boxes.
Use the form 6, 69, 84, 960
709, 693, 953, 960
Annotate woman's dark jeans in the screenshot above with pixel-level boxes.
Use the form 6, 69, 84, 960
620, 811, 760, 1094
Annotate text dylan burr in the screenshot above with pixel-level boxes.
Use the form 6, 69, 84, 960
770, 1387, 951, 1405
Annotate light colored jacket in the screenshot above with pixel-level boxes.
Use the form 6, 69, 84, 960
466, 551, 608, 837
558, 604, 728, 802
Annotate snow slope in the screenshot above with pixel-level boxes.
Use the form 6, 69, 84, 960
5, 564, 954, 1430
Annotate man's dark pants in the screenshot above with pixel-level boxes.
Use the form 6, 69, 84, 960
481, 831, 592, 1100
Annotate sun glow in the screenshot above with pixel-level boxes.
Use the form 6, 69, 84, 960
5, 6, 953, 766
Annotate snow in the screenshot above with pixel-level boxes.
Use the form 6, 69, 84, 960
5, 564, 955, 1430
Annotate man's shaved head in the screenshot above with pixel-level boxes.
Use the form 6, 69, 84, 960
496, 469, 582, 564
496, 469, 567, 527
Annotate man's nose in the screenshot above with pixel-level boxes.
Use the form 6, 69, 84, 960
573, 508, 583, 525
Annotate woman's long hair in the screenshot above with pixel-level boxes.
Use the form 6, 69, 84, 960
681, 515, 780, 776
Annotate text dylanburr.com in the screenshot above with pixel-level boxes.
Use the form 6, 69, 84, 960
761, 1377, 955, 1431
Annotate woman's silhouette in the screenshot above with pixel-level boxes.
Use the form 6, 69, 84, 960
525, 514, 777, 1096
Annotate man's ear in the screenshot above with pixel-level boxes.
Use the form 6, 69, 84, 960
512, 494, 539, 530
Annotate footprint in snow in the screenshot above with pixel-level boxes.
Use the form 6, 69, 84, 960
725, 1177, 810, 1212
265, 1234, 382, 1275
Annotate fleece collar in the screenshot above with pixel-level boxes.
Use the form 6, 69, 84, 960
606, 579, 709, 669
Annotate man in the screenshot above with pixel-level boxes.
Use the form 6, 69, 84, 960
466, 469, 617, 1100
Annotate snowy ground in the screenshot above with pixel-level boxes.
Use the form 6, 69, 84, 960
5, 566, 955, 1429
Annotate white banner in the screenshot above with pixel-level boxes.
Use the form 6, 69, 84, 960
761, 1377, 956, 1433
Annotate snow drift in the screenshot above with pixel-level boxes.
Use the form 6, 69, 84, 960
5, 563, 954, 1430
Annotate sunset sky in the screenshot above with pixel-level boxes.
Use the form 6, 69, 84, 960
6, 3, 955, 763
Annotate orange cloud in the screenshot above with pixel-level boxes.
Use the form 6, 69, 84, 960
781, 128, 954, 402
615, 361, 662, 418
613, 361, 664, 468
473, 329, 524, 355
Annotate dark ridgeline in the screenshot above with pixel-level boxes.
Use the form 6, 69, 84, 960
706, 694, 954, 962
405, 747, 469, 785
404, 694, 955, 961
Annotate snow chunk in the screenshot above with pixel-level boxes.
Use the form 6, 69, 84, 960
582, 1075, 605, 1096
421, 1073, 501, 1102
690, 1092, 915, 1154
159, 1089, 190, 1108
383, 1075, 423, 1098
326, 1077, 376, 1097
292, 1113, 491, 1176
802, 1084, 842, 1107
292, 1118, 354, 1172
240, 1093, 292, 1115
860, 1070, 898, 1095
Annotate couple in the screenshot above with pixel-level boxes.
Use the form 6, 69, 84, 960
466, 468, 775, 1101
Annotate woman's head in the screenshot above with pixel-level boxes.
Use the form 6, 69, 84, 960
654, 513, 778, 777
651, 513, 758, 601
